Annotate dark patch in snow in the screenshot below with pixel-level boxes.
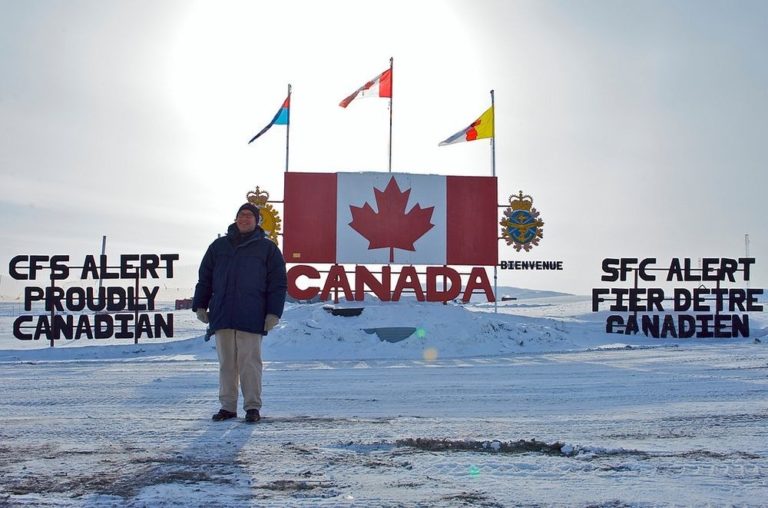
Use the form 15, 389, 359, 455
441, 490, 504, 507
257, 479, 335, 491
396, 437, 565, 455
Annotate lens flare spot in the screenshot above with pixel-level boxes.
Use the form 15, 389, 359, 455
415, 327, 426, 338
469, 465, 480, 477
423, 347, 438, 362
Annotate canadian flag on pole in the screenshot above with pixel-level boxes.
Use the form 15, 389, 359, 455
284, 172, 498, 266
339, 68, 393, 108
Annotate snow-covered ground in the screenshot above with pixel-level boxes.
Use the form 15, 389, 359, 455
1, 293, 767, 506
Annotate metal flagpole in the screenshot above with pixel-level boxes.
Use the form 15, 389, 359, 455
285, 83, 292, 172
491, 90, 496, 177
745, 233, 750, 289
491, 89, 498, 313
99, 235, 106, 308
388, 57, 393, 173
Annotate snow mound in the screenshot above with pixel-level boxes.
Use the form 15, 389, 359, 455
265, 300, 572, 360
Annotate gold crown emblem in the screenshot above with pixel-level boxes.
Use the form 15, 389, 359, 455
246, 186, 270, 207
245, 186, 282, 245
500, 189, 543, 251
509, 191, 533, 211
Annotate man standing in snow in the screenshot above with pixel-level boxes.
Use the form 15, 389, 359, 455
192, 202, 287, 423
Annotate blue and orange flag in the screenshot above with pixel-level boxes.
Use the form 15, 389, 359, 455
248, 95, 290, 144
438, 106, 494, 146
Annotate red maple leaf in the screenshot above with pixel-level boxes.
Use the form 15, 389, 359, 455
348, 177, 435, 263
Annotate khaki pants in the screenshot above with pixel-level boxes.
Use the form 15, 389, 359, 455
215, 329, 263, 412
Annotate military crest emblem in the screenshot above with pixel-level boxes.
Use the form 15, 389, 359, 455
246, 186, 282, 244
500, 191, 544, 252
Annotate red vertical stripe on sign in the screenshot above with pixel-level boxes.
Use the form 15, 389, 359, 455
446, 176, 498, 265
284, 172, 337, 263
379, 68, 393, 98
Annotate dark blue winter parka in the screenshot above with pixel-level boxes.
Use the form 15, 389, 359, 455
193, 224, 287, 335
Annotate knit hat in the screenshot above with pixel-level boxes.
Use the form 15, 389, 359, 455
236, 203, 260, 220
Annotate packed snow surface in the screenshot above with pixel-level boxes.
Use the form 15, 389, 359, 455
1, 293, 767, 506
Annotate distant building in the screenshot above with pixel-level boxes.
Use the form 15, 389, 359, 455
175, 298, 193, 310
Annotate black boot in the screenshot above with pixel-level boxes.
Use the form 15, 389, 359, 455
212, 409, 237, 421
245, 409, 261, 423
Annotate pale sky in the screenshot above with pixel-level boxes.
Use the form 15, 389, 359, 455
1, 0, 766, 298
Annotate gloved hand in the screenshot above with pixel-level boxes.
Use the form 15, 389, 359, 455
265, 314, 279, 331
195, 308, 209, 324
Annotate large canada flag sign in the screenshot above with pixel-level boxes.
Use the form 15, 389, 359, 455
284, 172, 498, 266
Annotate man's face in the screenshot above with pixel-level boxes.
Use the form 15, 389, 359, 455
236, 209, 258, 233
